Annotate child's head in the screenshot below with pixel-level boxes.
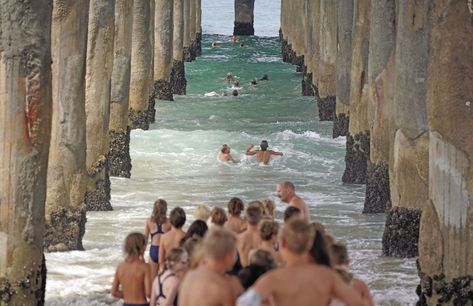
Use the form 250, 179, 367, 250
193, 204, 211, 221
227, 197, 244, 216
170, 207, 186, 228
182, 236, 203, 269
182, 219, 208, 243
259, 220, 279, 242
124, 232, 146, 257
210, 207, 227, 226
260, 199, 276, 219
281, 219, 314, 255
246, 204, 263, 226
165, 247, 189, 272
249, 249, 276, 270
152, 198, 168, 224
202, 228, 237, 269
283, 206, 301, 223
238, 265, 268, 290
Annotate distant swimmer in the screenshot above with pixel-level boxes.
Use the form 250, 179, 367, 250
224, 72, 235, 83
233, 80, 241, 88
240, 42, 245, 48
260, 74, 269, 81
232, 90, 239, 97
211, 42, 218, 48
229, 36, 239, 43
250, 79, 258, 86
245, 140, 283, 165
219, 144, 235, 162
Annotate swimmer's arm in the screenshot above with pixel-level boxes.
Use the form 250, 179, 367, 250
144, 264, 151, 299
269, 150, 283, 156
111, 268, 124, 299
245, 144, 257, 156
150, 278, 158, 306
144, 220, 150, 244
332, 273, 365, 306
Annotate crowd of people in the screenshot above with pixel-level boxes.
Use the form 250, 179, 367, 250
111, 181, 375, 306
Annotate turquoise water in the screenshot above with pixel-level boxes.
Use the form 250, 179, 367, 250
45, 35, 418, 306
45, 3, 419, 305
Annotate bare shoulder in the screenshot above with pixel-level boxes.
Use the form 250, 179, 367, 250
352, 278, 370, 292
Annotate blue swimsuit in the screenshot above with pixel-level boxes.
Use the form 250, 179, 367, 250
149, 223, 164, 263
156, 272, 178, 306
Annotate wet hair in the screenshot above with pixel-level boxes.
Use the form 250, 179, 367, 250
259, 220, 279, 241
164, 247, 186, 271
311, 221, 326, 234
331, 242, 350, 266
283, 206, 301, 222
238, 264, 268, 289
309, 228, 332, 268
228, 197, 245, 216
249, 249, 276, 270
151, 199, 168, 225
260, 199, 275, 219
202, 228, 237, 260
182, 236, 203, 269
246, 205, 263, 226
182, 220, 208, 243
210, 207, 227, 226
221, 144, 230, 154
281, 219, 314, 254
260, 140, 268, 151
232, 90, 239, 96
251, 79, 257, 85
193, 204, 211, 221
170, 207, 186, 228
124, 232, 146, 257
240, 42, 245, 47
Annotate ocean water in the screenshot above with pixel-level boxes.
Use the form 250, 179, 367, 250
45, 2, 418, 305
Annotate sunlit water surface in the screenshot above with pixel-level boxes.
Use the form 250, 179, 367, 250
45, 3, 418, 305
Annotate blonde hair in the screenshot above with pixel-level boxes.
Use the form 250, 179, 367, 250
260, 199, 276, 219
202, 228, 237, 260
259, 220, 279, 241
164, 248, 186, 271
282, 219, 314, 254
249, 249, 276, 270
124, 232, 146, 257
183, 237, 203, 269
193, 204, 211, 221
152, 199, 168, 225
210, 207, 227, 226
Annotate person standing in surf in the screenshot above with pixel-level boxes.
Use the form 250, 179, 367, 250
245, 140, 283, 165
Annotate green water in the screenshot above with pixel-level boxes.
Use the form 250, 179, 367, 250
45, 35, 418, 306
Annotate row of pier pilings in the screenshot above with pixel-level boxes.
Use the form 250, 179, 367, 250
0, 0, 202, 304
281, 0, 473, 305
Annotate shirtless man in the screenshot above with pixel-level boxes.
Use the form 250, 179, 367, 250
237, 205, 263, 267
276, 181, 310, 221
245, 140, 283, 165
179, 228, 241, 306
237, 219, 365, 306
159, 207, 187, 268
219, 144, 234, 162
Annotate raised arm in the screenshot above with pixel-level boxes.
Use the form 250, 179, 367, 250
269, 150, 283, 156
245, 144, 257, 156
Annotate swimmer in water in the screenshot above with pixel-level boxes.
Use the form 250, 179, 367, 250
232, 90, 239, 97
224, 72, 235, 83
229, 36, 239, 43
260, 74, 269, 81
240, 42, 245, 48
211, 42, 218, 48
233, 80, 241, 88
250, 79, 258, 86
245, 140, 283, 165
219, 144, 234, 162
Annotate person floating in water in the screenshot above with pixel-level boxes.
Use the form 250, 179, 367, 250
233, 80, 241, 88
219, 144, 235, 162
229, 36, 239, 43
240, 42, 245, 48
250, 79, 258, 87
260, 74, 269, 81
224, 72, 235, 83
232, 90, 239, 97
245, 140, 283, 165
211, 42, 218, 48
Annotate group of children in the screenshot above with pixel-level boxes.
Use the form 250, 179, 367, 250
112, 195, 375, 306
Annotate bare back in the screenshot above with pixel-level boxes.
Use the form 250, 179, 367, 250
159, 229, 186, 264
226, 216, 247, 234
255, 151, 279, 165
179, 267, 234, 306
289, 196, 310, 221
237, 229, 261, 267
113, 259, 150, 304
254, 265, 363, 306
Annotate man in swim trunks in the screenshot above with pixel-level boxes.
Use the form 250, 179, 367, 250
276, 181, 310, 221
179, 228, 241, 306
236, 219, 365, 306
245, 140, 283, 165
